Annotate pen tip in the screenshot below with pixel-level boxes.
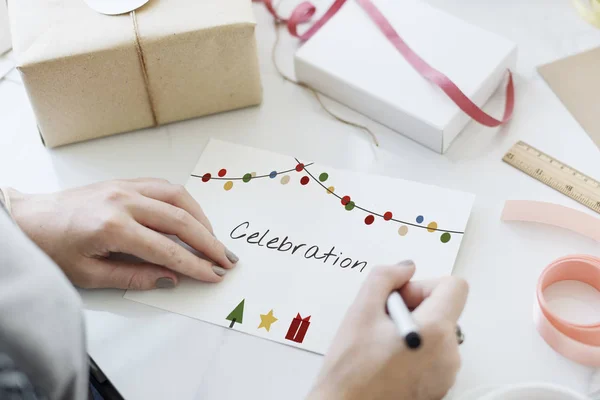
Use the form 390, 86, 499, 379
406, 332, 421, 349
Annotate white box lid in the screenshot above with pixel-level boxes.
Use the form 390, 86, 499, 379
295, 0, 516, 131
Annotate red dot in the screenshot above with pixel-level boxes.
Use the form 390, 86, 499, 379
384, 211, 393, 221
300, 176, 310, 185
365, 215, 375, 225
202, 173, 211, 182
341, 196, 351, 206
295, 163, 305, 172
218, 168, 227, 177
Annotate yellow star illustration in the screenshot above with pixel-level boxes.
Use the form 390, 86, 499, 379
258, 309, 278, 332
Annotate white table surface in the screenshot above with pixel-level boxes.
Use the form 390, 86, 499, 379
1, 0, 600, 399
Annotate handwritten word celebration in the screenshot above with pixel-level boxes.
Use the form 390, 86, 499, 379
230, 221, 369, 272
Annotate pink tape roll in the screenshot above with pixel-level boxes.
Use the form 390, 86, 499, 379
536, 255, 600, 366
502, 200, 600, 366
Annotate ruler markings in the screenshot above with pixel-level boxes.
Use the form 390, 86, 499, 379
502, 141, 600, 215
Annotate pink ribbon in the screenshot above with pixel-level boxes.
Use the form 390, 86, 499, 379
255, 0, 346, 41
254, 0, 515, 127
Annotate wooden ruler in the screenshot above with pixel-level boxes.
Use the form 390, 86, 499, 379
503, 141, 600, 215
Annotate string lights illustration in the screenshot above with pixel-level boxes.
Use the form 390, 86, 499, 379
191, 159, 465, 243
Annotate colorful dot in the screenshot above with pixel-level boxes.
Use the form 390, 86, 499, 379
243, 173, 252, 183
441, 232, 451, 243
269, 171, 277, 179
223, 181, 233, 191
345, 201, 355, 211
383, 211, 393, 221
280, 175, 290, 185
341, 196, 351, 206
300, 176, 310, 185
427, 222, 438, 232
398, 225, 409, 236
251, 172, 257, 177
218, 169, 227, 177
202, 173, 211, 182
365, 215, 375, 225
319, 173, 329, 182
416, 215, 424, 224
327, 186, 335, 194
295, 163, 305, 172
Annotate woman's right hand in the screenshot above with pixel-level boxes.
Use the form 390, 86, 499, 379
309, 262, 469, 400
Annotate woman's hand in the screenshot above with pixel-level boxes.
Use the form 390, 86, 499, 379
6, 179, 238, 290
309, 262, 468, 400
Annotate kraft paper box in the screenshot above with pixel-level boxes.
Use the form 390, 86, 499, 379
8, 0, 262, 147
294, 0, 517, 153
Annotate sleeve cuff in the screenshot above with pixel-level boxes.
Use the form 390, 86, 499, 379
0, 188, 12, 218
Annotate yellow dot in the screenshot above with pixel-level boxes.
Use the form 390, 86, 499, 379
223, 181, 233, 191
398, 225, 408, 236
251, 172, 257, 177
327, 186, 335, 194
280, 175, 290, 185
427, 222, 438, 232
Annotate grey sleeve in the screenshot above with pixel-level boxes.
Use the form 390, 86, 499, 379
0, 206, 88, 400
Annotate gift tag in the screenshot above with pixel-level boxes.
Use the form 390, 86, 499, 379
83, 0, 150, 15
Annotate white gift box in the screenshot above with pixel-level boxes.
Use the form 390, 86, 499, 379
294, 0, 517, 153
0, 0, 10, 54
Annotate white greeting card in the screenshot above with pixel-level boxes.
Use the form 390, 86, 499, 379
124, 140, 475, 354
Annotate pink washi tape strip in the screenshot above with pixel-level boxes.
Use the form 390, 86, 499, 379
502, 200, 600, 242
502, 200, 600, 366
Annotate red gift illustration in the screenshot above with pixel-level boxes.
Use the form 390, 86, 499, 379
285, 313, 311, 343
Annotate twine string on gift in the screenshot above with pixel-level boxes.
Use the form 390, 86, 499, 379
130, 10, 158, 127
255, 0, 515, 128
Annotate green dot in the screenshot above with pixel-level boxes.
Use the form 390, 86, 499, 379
319, 173, 329, 182
440, 233, 451, 243
242, 173, 252, 183
345, 201, 355, 211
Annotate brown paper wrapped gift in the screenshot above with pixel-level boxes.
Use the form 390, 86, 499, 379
8, 0, 262, 147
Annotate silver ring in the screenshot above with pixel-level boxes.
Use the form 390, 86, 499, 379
456, 325, 465, 345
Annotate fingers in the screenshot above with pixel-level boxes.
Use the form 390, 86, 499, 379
358, 261, 416, 306
127, 178, 215, 234
357, 261, 468, 323
399, 278, 444, 310
83, 259, 179, 290
115, 222, 224, 283
412, 276, 469, 324
129, 196, 237, 270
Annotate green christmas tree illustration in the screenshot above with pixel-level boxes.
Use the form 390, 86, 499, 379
226, 299, 245, 328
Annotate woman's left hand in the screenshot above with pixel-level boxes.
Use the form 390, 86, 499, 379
6, 179, 238, 290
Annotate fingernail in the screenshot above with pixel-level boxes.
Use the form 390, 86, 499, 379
212, 266, 228, 276
225, 248, 239, 264
155, 277, 175, 289
397, 260, 415, 268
